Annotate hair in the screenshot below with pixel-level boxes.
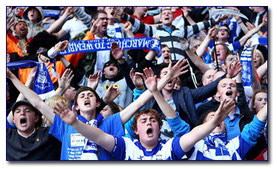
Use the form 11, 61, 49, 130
211, 43, 231, 61
45, 95, 69, 109
74, 86, 101, 107
224, 52, 237, 65
161, 44, 169, 49
251, 90, 267, 114
91, 10, 107, 20
131, 108, 163, 134
43, 95, 69, 127
198, 107, 219, 125
157, 63, 169, 78
107, 101, 120, 115
253, 49, 265, 67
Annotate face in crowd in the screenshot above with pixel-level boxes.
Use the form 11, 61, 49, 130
13, 104, 39, 136
160, 8, 174, 27
103, 63, 119, 79
14, 21, 28, 39
162, 46, 172, 64
252, 91, 267, 114
132, 109, 162, 148
216, 78, 239, 102
75, 89, 100, 114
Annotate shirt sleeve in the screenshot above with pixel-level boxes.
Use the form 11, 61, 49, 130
99, 113, 125, 136
171, 137, 187, 160
166, 113, 190, 137
110, 136, 126, 160
49, 115, 66, 142
241, 115, 266, 146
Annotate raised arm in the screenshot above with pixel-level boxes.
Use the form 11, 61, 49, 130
196, 27, 217, 57
7, 69, 55, 123
179, 99, 235, 152
180, 38, 210, 74
47, 7, 73, 35
239, 17, 267, 47
143, 69, 177, 119
120, 59, 189, 124
53, 101, 115, 152
7, 67, 37, 124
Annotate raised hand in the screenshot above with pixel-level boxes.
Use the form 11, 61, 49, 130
102, 85, 121, 103
166, 58, 189, 81
213, 98, 236, 125
87, 71, 101, 90
58, 68, 74, 91
129, 68, 144, 90
226, 53, 242, 78
53, 100, 77, 125
111, 42, 124, 60
90, 19, 101, 35
55, 40, 69, 53
142, 67, 157, 93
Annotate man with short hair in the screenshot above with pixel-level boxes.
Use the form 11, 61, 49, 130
6, 100, 61, 160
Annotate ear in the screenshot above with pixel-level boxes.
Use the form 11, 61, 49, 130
74, 104, 79, 111
96, 101, 101, 108
134, 128, 139, 135
34, 114, 39, 123
215, 91, 221, 100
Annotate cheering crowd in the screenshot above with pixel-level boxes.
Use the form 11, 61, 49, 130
6, 6, 268, 161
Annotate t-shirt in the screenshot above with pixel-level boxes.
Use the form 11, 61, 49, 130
62, 17, 88, 40
7, 127, 61, 160
111, 136, 186, 160
49, 114, 102, 160
98, 112, 125, 160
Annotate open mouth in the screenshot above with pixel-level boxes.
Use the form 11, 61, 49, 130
146, 128, 153, 136
226, 90, 233, 96
110, 67, 114, 71
84, 100, 91, 106
20, 118, 27, 126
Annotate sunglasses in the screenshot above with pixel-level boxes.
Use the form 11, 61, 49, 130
218, 28, 229, 32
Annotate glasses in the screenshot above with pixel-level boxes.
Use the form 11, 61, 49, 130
218, 28, 229, 32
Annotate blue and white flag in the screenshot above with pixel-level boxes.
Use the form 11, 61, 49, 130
7, 60, 56, 100
42, 9, 61, 18
59, 37, 162, 57
240, 46, 252, 87
251, 37, 268, 47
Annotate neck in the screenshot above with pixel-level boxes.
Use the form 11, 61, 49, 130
228, 107, 237, 119
163, 24, 172, 29
162, 89, 173, 100
140, 139, 158, 151
80, 110, 96, 121
217, 38, 228, 43
17, 128, 36, 138
96, 32, 106, 39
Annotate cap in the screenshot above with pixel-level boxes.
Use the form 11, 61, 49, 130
12, 100, 40, 115
103, 61, 119, 70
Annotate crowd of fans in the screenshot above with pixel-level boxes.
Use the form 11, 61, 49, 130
6, 6, 268, 161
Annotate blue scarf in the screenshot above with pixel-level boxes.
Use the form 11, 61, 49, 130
240, 46, 252, 87
59, 37, 161, 57
7, 60, 55, 100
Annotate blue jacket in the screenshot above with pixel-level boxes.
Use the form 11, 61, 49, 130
147, 75, 225, 128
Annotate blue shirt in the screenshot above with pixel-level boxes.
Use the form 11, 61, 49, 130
49, 114, 103, 160
225, 106, 241, 140
98, 112, 125, 160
